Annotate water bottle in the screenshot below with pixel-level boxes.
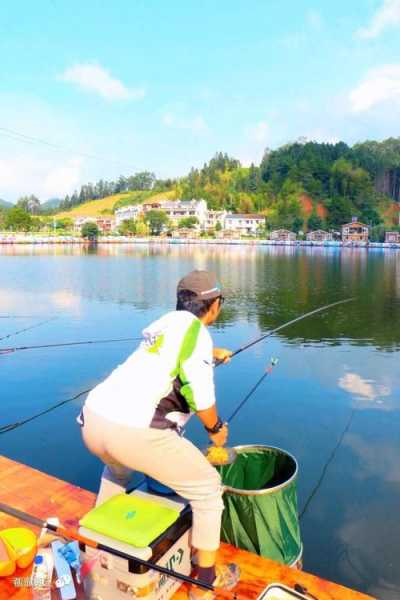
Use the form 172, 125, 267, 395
31, 550, 53, 600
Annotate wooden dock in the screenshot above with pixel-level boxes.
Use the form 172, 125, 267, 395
0, 455, 375, 600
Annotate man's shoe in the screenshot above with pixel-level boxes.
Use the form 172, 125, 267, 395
188, 563, 240, 600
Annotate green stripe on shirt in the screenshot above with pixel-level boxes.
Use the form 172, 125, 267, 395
171, 318, 201, 412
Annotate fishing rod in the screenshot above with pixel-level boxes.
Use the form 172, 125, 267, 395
0, 298, 355, 434
0, 317, 57, 342
0, 336, 142, 355
227, 297, 354, 361
0, 502, 243, 598
0, 388, 92, 434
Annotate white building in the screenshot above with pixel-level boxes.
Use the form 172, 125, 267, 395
205, 210, 227, 230
224, 214, 265, 235
115, 204, 143, 227
161, 199, 208, 228
73, 216, 115, 233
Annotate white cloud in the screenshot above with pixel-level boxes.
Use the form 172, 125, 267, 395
162, 112, 208, 134
307, 9, 323, 30
43, 158, 84, 197
349, 65, 400, 112
345, 434, 400, 483
338, 372, 391, 405
357, 0, 400, 39
246, 121, 269, 144
0, 155, 84, 201
59, 63, 145, 101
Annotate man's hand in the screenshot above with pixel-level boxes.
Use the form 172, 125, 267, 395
209, 423, 228, 447
213, 348, 233, 364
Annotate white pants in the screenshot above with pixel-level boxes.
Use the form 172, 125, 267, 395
80, 406, 224, 551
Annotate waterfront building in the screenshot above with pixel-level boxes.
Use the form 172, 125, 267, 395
224, 214, 265, 235
115, 205, 143, 227
205, 210, 227, 230
172, 227, 201, 239
385, 231, 400, 244
341, 219, 369, 243
160, 199, 208, 228
270, 229, 297, 242
73, 216, 115, 233
306, 230, 333, 242
216, 229, 241, 240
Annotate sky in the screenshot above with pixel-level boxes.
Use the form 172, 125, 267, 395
1, 0, 400, 202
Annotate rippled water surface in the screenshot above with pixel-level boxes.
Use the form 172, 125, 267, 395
1, 244, 400, 599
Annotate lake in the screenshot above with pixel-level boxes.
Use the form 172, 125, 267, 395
1, 243, 399, 599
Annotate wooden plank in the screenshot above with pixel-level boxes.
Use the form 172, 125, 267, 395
0, 456, 375, 600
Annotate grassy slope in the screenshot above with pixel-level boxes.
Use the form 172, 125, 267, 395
55, 190, 175, 218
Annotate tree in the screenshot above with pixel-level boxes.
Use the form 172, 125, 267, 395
55, 218, 73, 230
144, 210, 169, 235
215, 221, 222, 232
81, 222, 99, 240
178, 216, 199, 229
308, 210, 323, 231
127, 172, 156, 191
119, 219, 137, 236
292, 216, 304, 233
16, 195, 41, 214
369, 225, 385, 242
5, 207, 33, 231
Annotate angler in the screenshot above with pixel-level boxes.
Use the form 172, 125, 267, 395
78, 270, 239, 600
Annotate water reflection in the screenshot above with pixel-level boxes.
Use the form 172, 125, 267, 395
1, 244, 399, 599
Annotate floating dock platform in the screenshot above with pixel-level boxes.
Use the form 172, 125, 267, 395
0, 455, 375, 600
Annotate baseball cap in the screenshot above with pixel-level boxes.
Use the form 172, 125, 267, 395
177, 270, 222, 301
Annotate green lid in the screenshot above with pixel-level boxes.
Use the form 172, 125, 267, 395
79, 494, 180, 548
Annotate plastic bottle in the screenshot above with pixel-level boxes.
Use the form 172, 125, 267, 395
31, 549, 53, 600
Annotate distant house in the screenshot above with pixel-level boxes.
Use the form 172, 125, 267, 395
270, 229, 296, 242
142, 199, 168, 212
205, 210, 227, 230
115, 204, 143, 227
74, 216, 115, 233
385, 231, 400, 244
173, 227, 200, 239
341, 219, 369, 243
216, 229, 241, 240
306, 230, 333, 242
224, 214, 265, 235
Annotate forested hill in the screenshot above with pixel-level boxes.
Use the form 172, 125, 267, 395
5, 137, 400, 232
176, 138, 400, 229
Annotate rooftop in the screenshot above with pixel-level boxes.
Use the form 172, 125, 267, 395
226, 213, 265, 220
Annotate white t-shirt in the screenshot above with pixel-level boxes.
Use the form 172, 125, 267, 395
84, 310, 216, 429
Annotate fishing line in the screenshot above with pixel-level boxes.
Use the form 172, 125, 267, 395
0, 336, 142, 355
0, 315, 38, 319
0, 388, 92, 434
299, 409, 355, 520
0, 317, 57, 342
227, 358, 279, 424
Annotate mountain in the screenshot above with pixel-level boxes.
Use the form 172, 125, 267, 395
41, 197, 62, 210
0, 199, 13, 209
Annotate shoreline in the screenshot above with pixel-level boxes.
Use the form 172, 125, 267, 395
0, 235, 399, 250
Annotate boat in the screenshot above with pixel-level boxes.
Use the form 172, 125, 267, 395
0, 455, 375, 600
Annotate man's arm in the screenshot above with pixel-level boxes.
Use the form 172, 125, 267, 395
196, 405, 228, 447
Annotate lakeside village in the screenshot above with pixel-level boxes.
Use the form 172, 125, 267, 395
1, 197, 400, 248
